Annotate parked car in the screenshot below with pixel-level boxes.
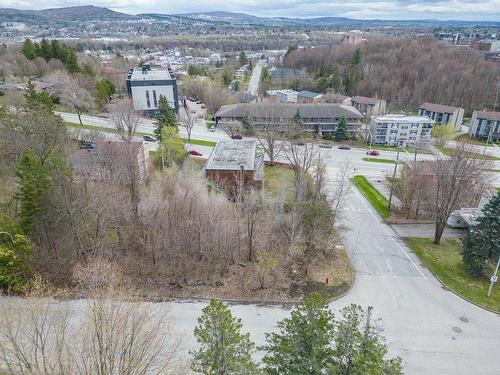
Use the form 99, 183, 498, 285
189, 150, 203, 156
143, 135, 156, 142
79, 141, 94, 150
367, 150, 380, 156
338, 144, 351, 150
209, 126, 216, 132
293, 140, 306, 146
231, 134, 243, 140
319, 143, 333, 148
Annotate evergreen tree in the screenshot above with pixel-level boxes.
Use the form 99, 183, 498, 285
39, 38, 52, 61
330, 304, 403, 375
65, 48, 80, 73
15, 149, 52, 234
352, 48, 362, 66
316, 64, 328, 79
331, 65, 343, 92
335, 116, 349, 141
0, 233, 31, 293
239, 51, 248, 66
463, 193, 500, 277
25, 81, 55, 113
242, 112, 254, 136
21, 38, 37, 60
262, 293, 335, 375
95, 78, 116, 107
293, 109, 303, 127
234, 80, 241, 92
191, 299, 258, 375
154, 95, 177, 140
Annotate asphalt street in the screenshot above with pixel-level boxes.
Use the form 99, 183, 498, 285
7, 111, 499, 374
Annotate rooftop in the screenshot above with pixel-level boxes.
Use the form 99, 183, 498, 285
419, 102, 461, 113
371, 114, 436, 124
298, 90, 323, 99
130, 66, 173, 81
352, 95, 383, 105
215, 103, 363, 119
206, 140, 258, 171
474, 110, 500, 121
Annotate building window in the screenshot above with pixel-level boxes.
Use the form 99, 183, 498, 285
145, 90, 151, 108
152, 90, 157, 107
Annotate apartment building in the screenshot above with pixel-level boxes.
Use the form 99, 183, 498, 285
469, 111, 500, 141
325, 93, 352, 106
126, 62, 179, 115
370, 114, 435, 146
266, 89, 299, 103
418, 102, 464, 128
351, 96, 386, 116
215, 103, 363, 137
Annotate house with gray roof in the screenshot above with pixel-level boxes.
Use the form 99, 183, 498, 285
297, 90, 323, 104
205, 140, 264, 194
214, 103, 363, 137
351, 95, 386, 117
418, 102, 464, 128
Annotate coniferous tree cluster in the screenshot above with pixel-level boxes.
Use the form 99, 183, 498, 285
22, 38, 80, 73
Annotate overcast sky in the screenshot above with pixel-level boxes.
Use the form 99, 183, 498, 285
2, 0, 500, 21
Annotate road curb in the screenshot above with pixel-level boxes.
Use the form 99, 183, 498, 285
401, 240, 500, 316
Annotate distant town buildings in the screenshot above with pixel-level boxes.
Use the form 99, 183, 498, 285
418, 103, 464, 128
469, 110, 500, 141
205, 140, 264, 194
342, 32, 363, 45
351, 96, 386, 117
215, 103, 363, 137
370, 114, 435, 146
126, 62, 179, 115
297, 90, 323, 104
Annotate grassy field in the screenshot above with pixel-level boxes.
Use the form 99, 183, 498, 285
351, 175, 390, 219
264, 165, 295, 202
405, 238, 500, 313
435, 146, 500, 161
362, 157, 396, 164
181, 138, 217, 147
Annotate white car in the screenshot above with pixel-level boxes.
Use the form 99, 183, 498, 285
209, 126, 216, 132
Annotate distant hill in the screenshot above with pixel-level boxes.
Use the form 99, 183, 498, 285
0, 5, 134, 24
1, 6, 499, 28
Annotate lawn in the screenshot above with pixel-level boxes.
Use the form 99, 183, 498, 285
264, 165, 295, 202
181, 138, 217, 147
405, 238, 500, 313
351, 175, 390, 219
362, 157, 396, 164
435, 146, 500, 161
455, 134, 498, 147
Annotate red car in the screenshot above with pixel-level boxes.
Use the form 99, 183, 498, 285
338, 144, 351, 150
367, 150, 380, 156
188, 150, 203, 156
231, 134, 243, 140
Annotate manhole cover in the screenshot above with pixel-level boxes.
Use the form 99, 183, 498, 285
459, 316, 469, 323
452, 326, 462, 333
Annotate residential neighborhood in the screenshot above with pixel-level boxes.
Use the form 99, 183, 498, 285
0, 2, 499, 375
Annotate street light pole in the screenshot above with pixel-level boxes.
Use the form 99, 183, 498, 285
487, 256, 500, 297
387, 145, 401, 213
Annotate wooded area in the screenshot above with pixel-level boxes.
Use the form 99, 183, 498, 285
284, 38, 499, 114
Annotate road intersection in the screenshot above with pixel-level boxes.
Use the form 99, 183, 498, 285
26, 112, 500, 373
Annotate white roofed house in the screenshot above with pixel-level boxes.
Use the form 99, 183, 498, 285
126, 62, 179, 116
370, 114, 436, 146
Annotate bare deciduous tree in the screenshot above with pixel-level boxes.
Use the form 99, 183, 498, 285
109, 99, 141, 142
179, 105, 196, 142
430, 142, 492, 244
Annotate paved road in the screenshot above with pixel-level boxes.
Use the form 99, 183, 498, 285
42, 111, 500, 374
247, 60, 263, 96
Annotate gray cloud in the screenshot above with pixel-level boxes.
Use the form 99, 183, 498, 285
1, 0, 500, 21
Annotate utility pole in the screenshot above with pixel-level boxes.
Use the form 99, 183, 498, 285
487, 256, 500, 297
387, 145, 401, 213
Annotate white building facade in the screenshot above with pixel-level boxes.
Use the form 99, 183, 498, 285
126, 63, 179, 115
370, 114, 435, 146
